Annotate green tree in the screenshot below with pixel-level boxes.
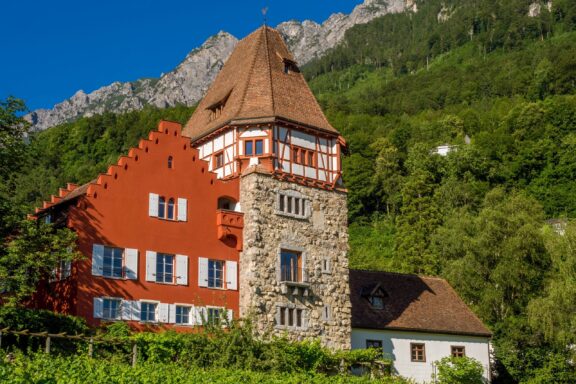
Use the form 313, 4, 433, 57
435, 356, 484, 384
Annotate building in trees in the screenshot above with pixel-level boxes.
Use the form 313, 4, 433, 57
32, 25, 490, 379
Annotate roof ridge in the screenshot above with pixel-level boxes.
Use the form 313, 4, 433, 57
236, 27, 266, 118
263, 27, 276, 116
350, 268, 446, 281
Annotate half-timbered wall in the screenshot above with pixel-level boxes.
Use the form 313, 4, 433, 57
273, 126, 340, 183
198, 129, 238, 179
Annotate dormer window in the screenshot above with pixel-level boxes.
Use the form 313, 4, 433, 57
361, 284, 388, 310
283, 58, 299, 74
207, 91, 231, 122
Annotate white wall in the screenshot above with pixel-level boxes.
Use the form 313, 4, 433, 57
351, 328, 491, 383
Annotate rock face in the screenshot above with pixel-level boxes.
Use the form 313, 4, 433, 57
27, 0, 417, 131
239, 170, 351, 349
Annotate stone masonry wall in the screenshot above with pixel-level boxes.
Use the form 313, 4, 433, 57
239, 170, 351, 349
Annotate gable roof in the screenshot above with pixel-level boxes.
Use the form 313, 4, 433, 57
350, 270, 492, 337
183, 26, 338, 141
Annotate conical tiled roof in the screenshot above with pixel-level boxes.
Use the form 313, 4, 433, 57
183, 26, 338, 140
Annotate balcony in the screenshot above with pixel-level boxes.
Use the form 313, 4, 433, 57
279, 266, 310, 297
216, 209, 244, 251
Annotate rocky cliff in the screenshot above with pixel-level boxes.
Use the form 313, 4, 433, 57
27, 0, 417, 131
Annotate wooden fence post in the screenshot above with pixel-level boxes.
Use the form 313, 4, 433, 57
88, 337, 94, 358
132, 343, 137, 367
45, 336, 51, 354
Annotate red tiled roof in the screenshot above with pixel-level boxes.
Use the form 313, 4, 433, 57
350, 270, 492, 337
183, 26, 338, 141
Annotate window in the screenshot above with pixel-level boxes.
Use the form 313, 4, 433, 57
103, 298, 121, 320
156, 253, 174, 283
141, 302, 157, 322
280, 250, 301, 282
159, 197, 166, 218
208, 260, 224, 288
168, 156, 173, 169
175, 305, 191, 325
322, 305, 331, 321
291, 147, 315, 167
276, 306, 305, 328
366, 340, 383, 350
207, 307, 221, 325
167, 198, 175, 220
214, 152, 224, 168
277, 191, 308, 219
411, 343, 426, 362
322, 258, 331, 274
451, 346, 466, 358
103, 246, 123, 278
245, 139, 263, 156
369, 295, 384, 309
59, 260, 72, 279
283, 58, 300, 74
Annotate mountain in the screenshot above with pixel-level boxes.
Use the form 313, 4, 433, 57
26, 0, 417, 131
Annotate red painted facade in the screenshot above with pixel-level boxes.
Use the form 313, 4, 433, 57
33, 121, 240, 328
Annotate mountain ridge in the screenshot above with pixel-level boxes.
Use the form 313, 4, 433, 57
26, 0, 416, 131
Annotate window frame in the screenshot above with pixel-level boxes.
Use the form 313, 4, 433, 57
206, 307, 222, 325
155, 253, 175, 284
102, 297, 122, 320
140, 301, 158, 323
102, 246, 124, 279
244, 139, 264, 157
214, 151, 224, 169
207, 259, 224, 289
276, 190, 309, 219
410, 343, 426, 363
280, 249, 302, 283
451, 345, 466, 358
276, 305, 306, 329
175, 305, 192, 325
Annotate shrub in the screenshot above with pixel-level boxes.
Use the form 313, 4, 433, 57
435, 356, 485, 384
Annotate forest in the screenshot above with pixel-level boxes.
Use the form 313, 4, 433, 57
1, 0, 576, 382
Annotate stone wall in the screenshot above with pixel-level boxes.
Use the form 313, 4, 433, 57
239, 169, 351, 349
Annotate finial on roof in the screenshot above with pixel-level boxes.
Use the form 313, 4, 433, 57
262, 6, 268, 26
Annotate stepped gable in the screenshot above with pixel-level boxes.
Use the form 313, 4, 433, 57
33, 121, 219, 215
350, 270, 492, 337
184, 26, 338, 141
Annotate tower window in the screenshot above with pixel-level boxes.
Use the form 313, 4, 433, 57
277, 190, 308, 219
280, 250, 302, 283
214, 152, 224, 168
168, 156, 173, 169
245, 139, 264, 156
276, 305, 305, 329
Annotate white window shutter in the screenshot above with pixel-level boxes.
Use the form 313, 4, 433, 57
194, 306, 206, 325
125, 248, 138, 280
227, 309, 233, 323
132, 301, 141, 320
121, 300, 133, 320
177, 198, 187, 221
145, 251, 157, 282
168, 304, 176, 324
198, 258, 208, 287
93, 297, 103, 319
158, 303, 169, 323
188, 307, 196, 326
176, 255, 188, 285
149, 193, 159, 217
226, 261, 238, 290
92, 244, 104, 276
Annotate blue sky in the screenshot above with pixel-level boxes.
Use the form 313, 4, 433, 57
0, 1, 360, 111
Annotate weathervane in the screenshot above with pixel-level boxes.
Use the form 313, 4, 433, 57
262, 6, 268, 26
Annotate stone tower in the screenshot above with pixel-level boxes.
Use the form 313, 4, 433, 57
184, 26, 351, 349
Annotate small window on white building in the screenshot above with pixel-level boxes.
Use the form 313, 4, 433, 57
277, 190, 309, 219
451, 346, 466, 357
411, 343, 426, 362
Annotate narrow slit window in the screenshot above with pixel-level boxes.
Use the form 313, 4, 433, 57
168, 156, 173, 169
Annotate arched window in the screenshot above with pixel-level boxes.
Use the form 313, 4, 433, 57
167, 198, 175, 220
158, 197, 166, 218
168, 156, 173, 169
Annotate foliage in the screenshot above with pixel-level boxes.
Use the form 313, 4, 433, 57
435, 356, 484, 384
0, 306, 87, 334
0, 351, 408, 384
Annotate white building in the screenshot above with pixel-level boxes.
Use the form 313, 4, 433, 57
350, 270, 492, 383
